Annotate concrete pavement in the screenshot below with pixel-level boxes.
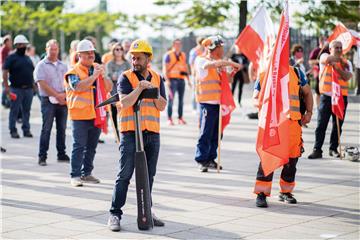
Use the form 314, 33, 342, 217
1, 84, 359, 239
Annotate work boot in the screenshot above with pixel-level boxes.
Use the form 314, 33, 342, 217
279, 192, 297, 204
256, 193, 268, 208
80, 175, 100, 184
308, 149, 322, 159
10, 131, 20, 139
178, 118, 187, 125
57, 154, 70, 162
207, 160, 223, 170
329, 149, 340, 158
152, 213, 165, 227
23, 131, 33, 138
167, 118, 174, 126
108, 215, 121, 232
38, 156, 47, 166
198, 162, 208, 172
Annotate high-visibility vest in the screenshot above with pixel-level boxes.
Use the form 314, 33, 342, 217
165, 50, 187, 79
258, 67, 301, 121
195, 56, 221, 103
120, 69, 161, 133
64, 62, 97, 120
319, 59, 348, 96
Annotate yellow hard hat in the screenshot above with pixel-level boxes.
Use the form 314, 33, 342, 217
129, 39, 153, 60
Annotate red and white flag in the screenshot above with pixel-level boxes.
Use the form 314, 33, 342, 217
235, 5, 275, 70
256, 2, 290, 176
328, 23, 358, 54
331, 68, 345, 120
219, 70, 236, 133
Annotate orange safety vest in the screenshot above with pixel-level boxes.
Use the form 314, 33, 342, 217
258, 67, 301, 121
319, 59, 348, 96
64, 62, 98, 120
165, 50, 187, 79
120, 69, 161, 133
195, 56, 221, 103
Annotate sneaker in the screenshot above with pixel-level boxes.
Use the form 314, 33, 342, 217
152, 213, 165, 227
279, 192, 297, 204
207, 160, 223, 170
108, 215, 121, 232
38, 156, 47, 166
23, 131, 33, 138
256, 193, 268, 208
80, 175, 100, 184
178, 118, 187, 125
198, 163, 208, 172
329, 149, 340, 158
10, 131, 20, 139
167, 118, 174, 126
308, 149, 322, 159
57, 154, 70, 162
70, 177, 83, 187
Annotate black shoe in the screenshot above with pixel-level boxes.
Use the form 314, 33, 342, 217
207, 160, 223, 170
329, 149, 340, 158
308, 149, 322, 159
247, 112, 259, 120
152, 213, 165, 227
10, 131, 20, 139
279, 192, 297, 204
256, 193, 268, 208
198, 163, 208, 172
98, 139, 105, 144
23, 131, 33, 138
38, 156, 47, 166
57, 154, 70, 162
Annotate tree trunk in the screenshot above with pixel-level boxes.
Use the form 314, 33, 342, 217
238, 0, 248, 36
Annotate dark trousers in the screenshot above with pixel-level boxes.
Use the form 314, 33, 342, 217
70, 120, 101, 178
195, 104, 219, 163
314, 95, 348, 151
38, 97, 68, 158
167, 78, 185, 119
256, 158, 299, 183
231, 76, 244, 105
356, 67, 360, 95
9, 87, 33, 133
110, 132, 160, 218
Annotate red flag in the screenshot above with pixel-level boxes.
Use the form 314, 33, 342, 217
328, 23, 357, 54
219, 70, 235, 133
256, 3, 290, 176
331, 68, 345, 120
94, 75, 108, 133
235, 6, 275, 69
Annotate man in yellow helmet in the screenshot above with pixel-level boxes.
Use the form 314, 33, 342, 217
108, 39, 167, 231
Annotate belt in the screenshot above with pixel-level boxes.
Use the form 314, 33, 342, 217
12, 85, 32, 89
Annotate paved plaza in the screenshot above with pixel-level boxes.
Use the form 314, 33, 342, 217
1, 85, 359, 239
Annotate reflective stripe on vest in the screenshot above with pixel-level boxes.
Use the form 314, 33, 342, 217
120, 69, 161, 133
64, 63, 97, 120
319, 60, 348, 96
166, 51, 187, 79
196, 57, 221, 103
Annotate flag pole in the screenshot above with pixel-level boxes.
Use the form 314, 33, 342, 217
109, 105, 120, 144
217, 105, 222, 173
336, 116, 342, 159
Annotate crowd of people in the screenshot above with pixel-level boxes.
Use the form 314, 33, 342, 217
0, 32, 358, 231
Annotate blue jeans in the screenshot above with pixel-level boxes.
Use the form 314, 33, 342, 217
195, 103, 219, 163
9, 87, 33, 133
38, 97, 68, 158
110, 131, 160, 218
314, 95, 348, 151
70, 120, 101, 178
167, 78, 185, 119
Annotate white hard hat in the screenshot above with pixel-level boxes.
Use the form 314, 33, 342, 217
76, 39, 96, 53
13, 35, 29, 45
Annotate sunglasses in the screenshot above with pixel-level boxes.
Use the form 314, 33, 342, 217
114, 48, 123, 52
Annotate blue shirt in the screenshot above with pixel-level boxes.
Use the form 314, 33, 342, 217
3, 52, 34, 88
117, 71, 166, 99
254, 67, 308, 91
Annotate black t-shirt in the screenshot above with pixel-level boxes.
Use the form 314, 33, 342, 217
230, 53, 249, 81
3, 52, 34, 88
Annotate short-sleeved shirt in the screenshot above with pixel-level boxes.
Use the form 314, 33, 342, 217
0, 46, 11, 66
3, 52, 34, 88
34, 57, 68, 96
189, 47, 200, 66
117, 70, 166, 99
254, 67, 308, 92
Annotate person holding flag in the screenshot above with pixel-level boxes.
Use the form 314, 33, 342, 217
308, 40, 352, 159
252, 2, 313, 208
194, 35, 241, 172
64, 39, 112, 187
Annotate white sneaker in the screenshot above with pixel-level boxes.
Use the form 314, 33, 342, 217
71, 177, 83, 187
